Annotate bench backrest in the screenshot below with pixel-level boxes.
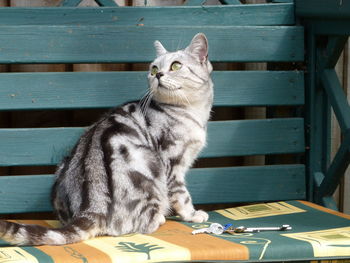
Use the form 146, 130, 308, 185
0, 2, 305, 214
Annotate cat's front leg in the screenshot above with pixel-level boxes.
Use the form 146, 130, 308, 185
168, 175, 208, 223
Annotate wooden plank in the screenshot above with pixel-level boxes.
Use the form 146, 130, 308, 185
0, 127, 84, 166
0, 175, 53, 213
188, 164, 306, 204
213, 71, 304, 106
0, 164, 305, 213
0, 25, 304, 63
205, 118, 305, 158
0, 4, 294, 26
0, 71, 304, 111
0, 118, 304, 166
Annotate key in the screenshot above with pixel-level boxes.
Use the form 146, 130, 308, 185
232, 224, 292, 233
192, 223, 225, 235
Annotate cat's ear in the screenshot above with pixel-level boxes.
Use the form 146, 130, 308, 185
185, 33, 208, 63
154, 40, 167, 57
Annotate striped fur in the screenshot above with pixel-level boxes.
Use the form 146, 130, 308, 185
0, 33, 213, 246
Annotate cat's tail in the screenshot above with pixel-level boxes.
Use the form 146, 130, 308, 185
0, 216, 100, 246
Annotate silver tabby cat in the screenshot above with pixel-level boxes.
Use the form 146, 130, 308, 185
0, 33, 213, 246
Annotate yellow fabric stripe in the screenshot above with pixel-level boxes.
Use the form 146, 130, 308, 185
216, 201, 305, 220
84, 234, 191, 263
283, 226, 350, 257
0, 247, 39, 263
150, 221, 249, 261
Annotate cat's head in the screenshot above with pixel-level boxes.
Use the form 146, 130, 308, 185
148, 33, 213, 107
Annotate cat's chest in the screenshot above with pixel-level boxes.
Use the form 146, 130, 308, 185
185, 125, 206, 145
156, 123, 206, 155
145, 107, 207, 154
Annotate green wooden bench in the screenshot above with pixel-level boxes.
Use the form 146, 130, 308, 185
0, 0, 349, 262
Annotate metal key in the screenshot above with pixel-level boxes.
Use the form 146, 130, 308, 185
232, 224, 292, 233
192, 223, 225, 235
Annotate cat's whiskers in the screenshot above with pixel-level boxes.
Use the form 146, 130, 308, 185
145, 90, 154, 115
139, 89, 153, 117
139, 92, 148, 115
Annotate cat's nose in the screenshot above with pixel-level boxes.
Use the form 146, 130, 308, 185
156, 72, 164, 80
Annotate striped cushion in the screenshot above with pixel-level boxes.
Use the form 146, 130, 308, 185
1, 201, 350, 262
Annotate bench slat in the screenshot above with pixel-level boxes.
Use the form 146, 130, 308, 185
0, 25, 304, 63
0, 4, 295, 26
0, 118, 304, 166
0, 164, 305, 214
206, 118, 304, 157
188, 164, 306, 204
0, 71, 304, 111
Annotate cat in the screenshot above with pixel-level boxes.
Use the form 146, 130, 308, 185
0, 33, 213, 246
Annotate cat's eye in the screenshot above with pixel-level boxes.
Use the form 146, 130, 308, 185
151, 66, 158, 75
171, 61, 182, 71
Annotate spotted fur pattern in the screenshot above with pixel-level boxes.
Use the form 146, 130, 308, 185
0, 33, 213, 246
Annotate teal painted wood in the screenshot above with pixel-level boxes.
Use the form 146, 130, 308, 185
0, 164, 305, 213
321, 69, 350, 132
313, 172, 338, 211
296, 0, 350, 19
0, 118, 304, 166
0, 5, 295, 26
307, 21, 350, 35
320, 196, 338, 211
205, 118, 304, 158
188, 164, 306, 204
303, 25, 347, 206
183, 0, 205, 5
95, 0, 118, 6
0, 174, 54, 214
0, 25, 304, 63
317, 132, 350, 200
0, 71, 304, 111
304, 28, 317, 202
212, 71, 304, 106
314, 172, 324, 188
0, 127, 84, 166
219, 0, 242, 4
319, 36, 348, 68
60, 0, 82, 6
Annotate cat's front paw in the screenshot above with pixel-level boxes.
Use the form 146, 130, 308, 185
144, 213, 166, 234
183, 210, 209, 223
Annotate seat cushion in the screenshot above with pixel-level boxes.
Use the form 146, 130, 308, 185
1, 201, 350, 262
